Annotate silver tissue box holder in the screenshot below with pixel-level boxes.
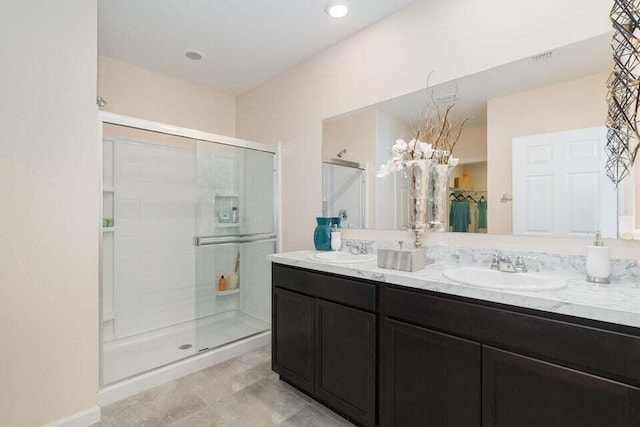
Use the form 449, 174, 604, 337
377, 242, 433, 272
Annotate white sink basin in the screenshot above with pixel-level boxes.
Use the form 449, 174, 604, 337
310, 252, 376, 264
442, 267, 566, 291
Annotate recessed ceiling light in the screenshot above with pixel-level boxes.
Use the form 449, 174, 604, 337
326, 3, 349, 18
185, 51, 202, 60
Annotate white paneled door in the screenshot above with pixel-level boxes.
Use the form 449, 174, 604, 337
512, 127, 617, 238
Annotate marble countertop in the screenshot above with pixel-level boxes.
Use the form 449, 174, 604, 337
268, 251, 640, 329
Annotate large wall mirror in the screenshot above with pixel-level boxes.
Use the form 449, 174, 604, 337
322, 34, 636, 239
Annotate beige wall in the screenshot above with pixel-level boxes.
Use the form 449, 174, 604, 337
455, 125, 488, 163
487, 72, 608, 234
0, 1, 99, 426
98, 55, 236, 136
323, 109, 377, 165
236, 0, 612, 251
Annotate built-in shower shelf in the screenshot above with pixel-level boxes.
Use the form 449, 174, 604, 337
103, 186, 115, 192
215, 192, 239, 198
103, 227, 115, 233
217, 289, 240, 296
216, 222, 240, 228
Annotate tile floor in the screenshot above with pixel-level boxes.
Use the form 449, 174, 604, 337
94, 344, 354, 426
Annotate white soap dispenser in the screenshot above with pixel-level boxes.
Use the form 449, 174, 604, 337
585, 232, 611, 284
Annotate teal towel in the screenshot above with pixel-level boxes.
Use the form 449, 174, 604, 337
450, 200, 471, 232
478, 201, 487, 228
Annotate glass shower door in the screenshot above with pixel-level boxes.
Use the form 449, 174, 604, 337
100, 124, 200, 385
194, 140, 275, 353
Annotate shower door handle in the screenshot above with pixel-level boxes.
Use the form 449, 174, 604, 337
194, 233, 277, 247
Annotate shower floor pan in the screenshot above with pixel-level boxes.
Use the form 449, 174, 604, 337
102, 310, 270, 385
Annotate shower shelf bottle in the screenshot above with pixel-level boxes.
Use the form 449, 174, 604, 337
218, 275, 227, 292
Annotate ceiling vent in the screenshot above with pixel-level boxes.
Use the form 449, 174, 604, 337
531, 51, 553, 63
435, 93, 461, 104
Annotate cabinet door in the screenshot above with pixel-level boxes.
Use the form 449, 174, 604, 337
382, 319, 481, 427
272, 287, 315, 394
483, 346, 640, 427
316, 299, 376, 427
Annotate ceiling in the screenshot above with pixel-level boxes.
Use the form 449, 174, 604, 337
98, 0, 415, 95
368, 33, 612, 128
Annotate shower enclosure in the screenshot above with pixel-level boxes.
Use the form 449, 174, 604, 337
100, 114, 277, 386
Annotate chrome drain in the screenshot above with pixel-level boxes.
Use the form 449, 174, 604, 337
178, 344, 193, 350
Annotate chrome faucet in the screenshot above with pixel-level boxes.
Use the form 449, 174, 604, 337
498, 257, 516, 273
491, 252, 538, 273
347, 241, 370, 255
490, 252, 516, 273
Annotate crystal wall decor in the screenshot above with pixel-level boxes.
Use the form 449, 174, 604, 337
606, 0, 640, 185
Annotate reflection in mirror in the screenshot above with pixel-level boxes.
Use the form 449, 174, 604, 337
322, 34, 630, 238
322, 160, 366, 228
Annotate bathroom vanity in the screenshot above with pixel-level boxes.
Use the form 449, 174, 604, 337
270, 253, 640, 427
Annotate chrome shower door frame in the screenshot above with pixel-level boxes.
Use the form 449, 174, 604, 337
97, 111, 280, 387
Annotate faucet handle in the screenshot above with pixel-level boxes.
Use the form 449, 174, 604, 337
491, 252, 500, 270
519, 255, 542, 272
346, 241, 364, 255
360, 242, 372, 255
515, 256, 527, 273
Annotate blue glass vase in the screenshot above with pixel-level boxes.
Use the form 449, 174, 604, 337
314, 217, 333, 251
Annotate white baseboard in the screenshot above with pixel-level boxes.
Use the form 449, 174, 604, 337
42, 406, 101, 427
98, 331, 271, 406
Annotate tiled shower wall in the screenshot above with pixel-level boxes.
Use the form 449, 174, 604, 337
114, 139, 198, 337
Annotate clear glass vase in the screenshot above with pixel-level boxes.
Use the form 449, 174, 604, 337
408, 159, 435, 247
429, 163, 455, 232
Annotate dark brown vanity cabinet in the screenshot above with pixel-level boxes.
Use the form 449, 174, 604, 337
315, 299, 376, 426
272, 287, 315, 394
272, 265, 377, 427
482, 346, 640, 427
273, 265, 640, 427
383, 285, 640, 427
382, 319, 481, 427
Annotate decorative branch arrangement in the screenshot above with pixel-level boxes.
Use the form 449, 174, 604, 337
410, 75, 473, 165
606, 0, 640, 185
375, 74, 473, 243
377, 74, 470, 177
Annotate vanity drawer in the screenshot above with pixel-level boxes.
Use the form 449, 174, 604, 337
273, 264, 377, 312
385, 286, 640, 386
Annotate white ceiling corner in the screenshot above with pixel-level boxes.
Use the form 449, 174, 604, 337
98, 0, 416, 95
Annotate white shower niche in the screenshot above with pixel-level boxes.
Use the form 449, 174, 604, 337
99, 113, 278, 396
